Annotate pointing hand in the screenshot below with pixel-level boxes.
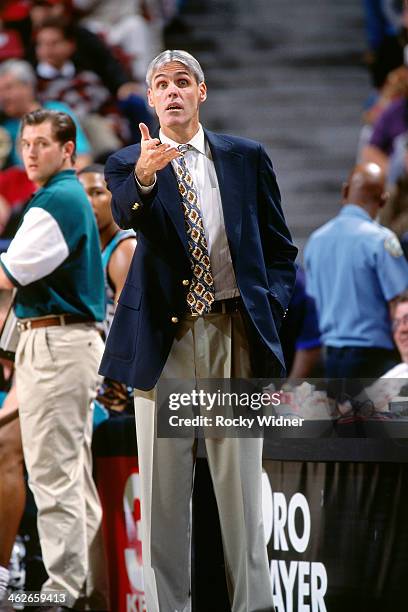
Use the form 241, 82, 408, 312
135, 123, 180, 186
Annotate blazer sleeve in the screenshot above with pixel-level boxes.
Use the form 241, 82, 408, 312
105, 146, 158, 230
257, 144, 298, 314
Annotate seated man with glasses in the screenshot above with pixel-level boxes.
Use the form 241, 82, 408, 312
382, 291, 408, 378
357, 291, 408, 414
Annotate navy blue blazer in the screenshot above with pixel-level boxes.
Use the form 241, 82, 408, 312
99, 130, 298, 390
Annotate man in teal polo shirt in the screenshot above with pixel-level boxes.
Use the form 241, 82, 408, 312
0, 109, 108, 611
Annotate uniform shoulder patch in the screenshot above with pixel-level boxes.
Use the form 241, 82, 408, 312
384, 232, 403, 258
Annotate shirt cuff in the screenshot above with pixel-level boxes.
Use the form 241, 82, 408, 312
134, 172, 157, 194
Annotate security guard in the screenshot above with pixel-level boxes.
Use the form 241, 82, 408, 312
305, 162, 408, 378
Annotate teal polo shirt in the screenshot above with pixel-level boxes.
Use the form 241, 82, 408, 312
0, 169, 105, 321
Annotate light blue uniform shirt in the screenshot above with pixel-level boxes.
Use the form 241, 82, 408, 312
304, 204, 408, 349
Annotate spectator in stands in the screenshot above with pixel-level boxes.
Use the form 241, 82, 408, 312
362, 0, 404, 88
33, 16, 125, 157
360, 87, 408, 173
0, 291, 24, 608
346, 290, 408, 413
357, 65, 408, 164
359, 290, 408, 409
26, 1, 153, 144
0, 58, 91, 168
361, 6, 408, 182
28, 0, 136, 98
359, 5, 408, 179
72, 0, 163, 81
33, 16, 153, 156
305, 162, 408, 378
382, 289, 408, 376
0, 109, 108, 610
363, 65, 408, 125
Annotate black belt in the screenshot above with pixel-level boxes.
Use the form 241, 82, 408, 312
209, 297, 242, 314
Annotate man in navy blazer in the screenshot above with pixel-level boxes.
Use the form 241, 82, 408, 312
100, 49, 297, 612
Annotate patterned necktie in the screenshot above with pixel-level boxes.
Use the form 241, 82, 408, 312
175, 144, 215, 315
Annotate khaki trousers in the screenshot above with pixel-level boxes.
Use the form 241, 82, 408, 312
135, 312, 274, 612
15, 324, 109, 610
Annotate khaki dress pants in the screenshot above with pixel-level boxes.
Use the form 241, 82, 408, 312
15, 324, 109, 610
135, 312, 274, 612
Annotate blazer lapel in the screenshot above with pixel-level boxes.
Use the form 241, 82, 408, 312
205, 130, 244, 263
156, 163, 190, 256
155, 130, 245, 261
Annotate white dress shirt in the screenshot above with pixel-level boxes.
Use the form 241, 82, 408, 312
138, 125, 239, 300
36, 61, 76, 79
382, 362, 408, 378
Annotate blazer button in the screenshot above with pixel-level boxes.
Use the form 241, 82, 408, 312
132, 202, 140, 211
171, 316, 179, 324
182, 279, 189, 286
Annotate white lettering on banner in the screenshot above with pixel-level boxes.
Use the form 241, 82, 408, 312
126, 593, 147, 611
270, 561, 328, 612
273, 492, 289, 551
288, 493, 311, 553
262, 472, 328, 611
298, 561, 310, 611
311, 563, 327, 612
271, 561, 285, 611
123, 473, 144, 593
278, 560, 297, 611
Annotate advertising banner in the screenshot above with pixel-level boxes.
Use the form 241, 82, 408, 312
94, 415, 408, 612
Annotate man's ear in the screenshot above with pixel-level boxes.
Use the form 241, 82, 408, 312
341, 182, 349, 201
63, 140, 75, 160
198, 82, 207, 104
147, 88, 155, 109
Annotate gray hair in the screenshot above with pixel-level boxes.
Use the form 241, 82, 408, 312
146, 50, 204, 87
0, 59, 37, 88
